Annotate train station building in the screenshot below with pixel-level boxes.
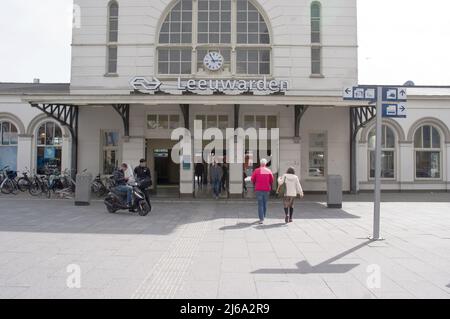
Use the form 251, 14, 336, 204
1, 0, 449, 196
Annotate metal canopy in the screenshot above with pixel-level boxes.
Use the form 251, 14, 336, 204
112, 104, 130, 137
22, 94, 372, 107
294, 105, 309, 138
30, 103, 79, 174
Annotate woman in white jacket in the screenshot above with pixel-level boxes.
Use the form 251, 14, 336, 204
277, 167, 304, 223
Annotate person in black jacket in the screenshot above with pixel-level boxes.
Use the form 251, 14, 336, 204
134, 159, 152, 188
134, 159, 152, 203
113, 163, 134, 211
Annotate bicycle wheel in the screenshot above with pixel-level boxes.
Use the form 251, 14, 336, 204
17, 178, 30, 192
29, 180, 42, 196
1, 179, 15, 194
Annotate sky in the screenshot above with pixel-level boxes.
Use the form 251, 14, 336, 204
0, 0, 449, 85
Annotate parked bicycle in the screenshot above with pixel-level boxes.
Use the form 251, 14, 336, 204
48, 169, 77, 199
0, 166, 19, 195
91, 174, 109, 198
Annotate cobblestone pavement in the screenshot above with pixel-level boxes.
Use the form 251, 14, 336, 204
0, 195, 449, 299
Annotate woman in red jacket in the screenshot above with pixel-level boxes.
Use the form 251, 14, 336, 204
251, 159, 274, 224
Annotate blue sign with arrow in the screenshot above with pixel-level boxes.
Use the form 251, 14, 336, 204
382, 87, 407, 102
382, 103, 407, 118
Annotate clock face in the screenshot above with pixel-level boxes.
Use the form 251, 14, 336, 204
203, 52, 224, 71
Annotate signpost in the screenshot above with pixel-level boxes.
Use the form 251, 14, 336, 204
344, 85, 408, 241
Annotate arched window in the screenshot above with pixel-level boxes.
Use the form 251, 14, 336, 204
368, 125, 396, 179
36, 122, 63, 175
0, 121, 18, 171
157, 0, 271, 76
310, 1, 322, 76
414, 125, 441, 179
107, 1, 119, 74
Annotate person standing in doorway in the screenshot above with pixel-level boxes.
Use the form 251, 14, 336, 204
221, 163, 229, 192
251, 159, 274, 224
195, 162, 205, 188
277, 167, 304, 223
210, 161, 223, 199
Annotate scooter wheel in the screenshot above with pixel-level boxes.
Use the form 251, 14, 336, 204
106, 206, 117, 214
137, 201, 150, 216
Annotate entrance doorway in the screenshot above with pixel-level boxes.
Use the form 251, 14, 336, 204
146, 139, 180, 196
194, 143, 230, 199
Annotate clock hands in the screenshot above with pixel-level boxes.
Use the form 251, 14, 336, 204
209, 53, 217, 63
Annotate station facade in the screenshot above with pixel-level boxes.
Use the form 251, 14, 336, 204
1, 0, 449, 195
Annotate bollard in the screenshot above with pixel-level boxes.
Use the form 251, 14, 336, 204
327, 175, 343, 209
75, 172, 93, 206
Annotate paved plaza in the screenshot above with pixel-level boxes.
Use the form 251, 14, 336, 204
0, 194, 449, 299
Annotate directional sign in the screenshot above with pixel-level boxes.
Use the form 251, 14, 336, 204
382, 87, 407, 102
130, 76, 162, 91
382, 103, 407, 118
343, 87, 377, 101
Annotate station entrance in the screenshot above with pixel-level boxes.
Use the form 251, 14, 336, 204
145, 139, 180, 196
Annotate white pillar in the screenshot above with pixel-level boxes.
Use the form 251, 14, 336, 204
122, 137, 145, 170
61, 135, 72, 173
446, 143, 450, 191
279, 138, 301, 179
229, 163, 243, 197
357, 142, 368, 190
179, 137, 193, 196
17, 135, 33, 173
399, 142, 414, 190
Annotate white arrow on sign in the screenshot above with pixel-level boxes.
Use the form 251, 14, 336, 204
130, 76, 162, 91
398, 88, 407, 100
397, 103, 407, 117
343, 87, 353, 99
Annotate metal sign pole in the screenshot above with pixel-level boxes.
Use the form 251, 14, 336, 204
372, 86, 383, 240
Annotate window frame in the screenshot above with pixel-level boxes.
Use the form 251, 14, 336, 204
414, 125, 442, 181
106, 1, 119, 76
146, 114, 182, 130
101, 130, 121, 175
156, 0, 272, 78
0, 120, 19, 146
367, 125, 397, 181
35, 121, 64, 175
310, 1, 323, 77
307, 131, 327, 180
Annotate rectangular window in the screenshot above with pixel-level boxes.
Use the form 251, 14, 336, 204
370, 151, 395, 179
243, 115, 277, 129
158, 48, 191, 75
107, 46, 118, 74
311, 46, 322, 75
102, 131, 120, 175
147, 114, 181, 130
236, 49, 270, 75
416, 151, 441, 179
308, 133, 326, 178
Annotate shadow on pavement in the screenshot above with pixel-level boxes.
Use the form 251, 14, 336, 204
0, 199, 362, 236
252, 240, 372, 274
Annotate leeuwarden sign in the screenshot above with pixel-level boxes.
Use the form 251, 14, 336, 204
130, 76, 289, 94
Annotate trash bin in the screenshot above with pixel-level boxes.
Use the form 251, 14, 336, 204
327, 175, 342, 208
75, 172, 93, 206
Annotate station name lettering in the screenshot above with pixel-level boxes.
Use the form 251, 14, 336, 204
178, 77, 289, 92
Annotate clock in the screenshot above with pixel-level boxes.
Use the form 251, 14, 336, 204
203, 51, 224, 71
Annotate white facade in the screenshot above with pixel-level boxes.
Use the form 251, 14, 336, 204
0, 0, 449, 194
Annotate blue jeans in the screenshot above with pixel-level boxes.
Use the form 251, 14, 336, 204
212, 179, 221, 197
115, 185, 133, 206
256, 191, 269, 221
